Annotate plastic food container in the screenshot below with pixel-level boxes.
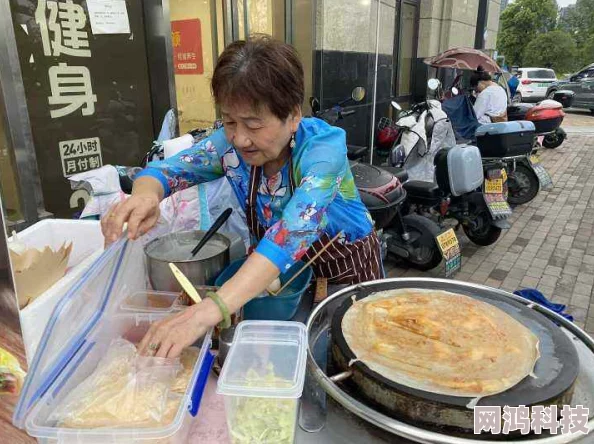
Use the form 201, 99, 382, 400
14, 219, 104, 364
215, 259, 312, 321
121, 290, 181, 313
217, 321, 308, 444
13, 238, 214, 443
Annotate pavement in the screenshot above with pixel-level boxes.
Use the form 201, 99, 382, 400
563, 109, 594, 132
384, 111, 594, 338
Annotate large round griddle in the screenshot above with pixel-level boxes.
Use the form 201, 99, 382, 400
330, 281, 580, 435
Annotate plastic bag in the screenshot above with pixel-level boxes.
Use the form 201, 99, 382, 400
49, 339, 189, 429
0, 347, 26, 395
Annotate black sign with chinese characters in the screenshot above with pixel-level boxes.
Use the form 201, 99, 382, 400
9, 0, 154, 217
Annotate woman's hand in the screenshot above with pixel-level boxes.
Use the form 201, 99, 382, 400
137, 253, 282, 359
138, 299, 222, 359
101, 176, 164, 245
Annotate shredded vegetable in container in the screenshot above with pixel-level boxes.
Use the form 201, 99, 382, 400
227, 368, 298, 444
0, 346, 26, 395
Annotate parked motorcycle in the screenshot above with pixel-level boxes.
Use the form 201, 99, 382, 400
440, 85, 547, 206
387, 87, 511, 247
310, 88, 444, 270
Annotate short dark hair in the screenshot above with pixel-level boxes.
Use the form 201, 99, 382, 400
470, 65, 492, 87
211, 35, 304, 120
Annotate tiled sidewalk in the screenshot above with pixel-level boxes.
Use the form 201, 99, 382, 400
385, 133, 594, 337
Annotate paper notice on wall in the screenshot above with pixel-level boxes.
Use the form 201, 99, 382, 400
86, 0, 131, 35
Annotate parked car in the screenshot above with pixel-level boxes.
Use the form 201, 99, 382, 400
515, 68, 557, 102
546, 63, 594, 113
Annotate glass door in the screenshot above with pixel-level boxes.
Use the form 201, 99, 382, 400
166, 0, 289, 133
168, 0, 225, 133
235, 0, 285, 40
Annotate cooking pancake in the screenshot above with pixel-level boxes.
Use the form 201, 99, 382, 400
341, 289, 540, 398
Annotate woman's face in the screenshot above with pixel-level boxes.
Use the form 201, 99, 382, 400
221, 102, 302, 166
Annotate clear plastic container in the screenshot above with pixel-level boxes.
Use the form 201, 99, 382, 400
217, 321, 308, 444
121, 290, 181, 313
14, 239, 214, 443
25, 313, 213, 444
15, 219, 104, 364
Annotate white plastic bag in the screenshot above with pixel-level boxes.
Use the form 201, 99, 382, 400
49, 339, 182, 429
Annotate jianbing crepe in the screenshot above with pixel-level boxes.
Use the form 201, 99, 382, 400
341, 289, 540, 398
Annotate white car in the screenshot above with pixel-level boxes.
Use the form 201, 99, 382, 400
515, 68, 557, 102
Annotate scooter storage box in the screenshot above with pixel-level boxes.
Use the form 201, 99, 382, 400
552, 90, 575, 108
434, 144, 483, 197
475, 121, 535, 158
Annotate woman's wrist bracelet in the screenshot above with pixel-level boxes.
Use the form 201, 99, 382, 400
206, 291, 231, 329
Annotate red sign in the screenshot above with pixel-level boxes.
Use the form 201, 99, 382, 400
171, 19, 204, 75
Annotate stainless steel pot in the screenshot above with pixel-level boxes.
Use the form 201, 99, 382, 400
145, 230, 230, 292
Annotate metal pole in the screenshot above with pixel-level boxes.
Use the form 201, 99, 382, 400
243, 0, 250, 38
223, 0, 233, 46
210, 0, 220, 57
231, 0, 240, 41
285, 0, 293, 44
369, 0, 381, 164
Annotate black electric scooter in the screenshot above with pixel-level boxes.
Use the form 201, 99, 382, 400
310, 89, 443, 270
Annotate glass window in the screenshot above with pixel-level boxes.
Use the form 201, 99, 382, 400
527, 70, 556, 79
169, 0, 223, 133
397, 3, 417, 97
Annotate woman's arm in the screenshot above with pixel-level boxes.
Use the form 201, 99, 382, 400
138, 252, 279, 358
136, 127, 351, 359
134, 129, 227, 198
102, 130, 228, 242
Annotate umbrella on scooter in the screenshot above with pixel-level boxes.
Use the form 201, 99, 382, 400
424, 47, 501, 73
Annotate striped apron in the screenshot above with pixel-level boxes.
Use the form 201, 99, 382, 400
246, 161, 383, 285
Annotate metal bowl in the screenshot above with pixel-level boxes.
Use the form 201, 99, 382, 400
305, 278, 594, 444
145, 230, 230, 292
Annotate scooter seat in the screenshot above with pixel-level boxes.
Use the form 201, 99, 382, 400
403, 180, 441, 199
382, 166, 409, 184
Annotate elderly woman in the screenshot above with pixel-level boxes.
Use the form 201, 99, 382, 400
102, 36, 383, 358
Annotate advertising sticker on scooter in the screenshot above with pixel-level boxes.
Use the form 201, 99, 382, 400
483, 169, 513, 219
529, 154, 553, 191
436, 228, 461, 278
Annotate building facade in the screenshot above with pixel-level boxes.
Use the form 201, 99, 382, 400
0, 0, 500, 229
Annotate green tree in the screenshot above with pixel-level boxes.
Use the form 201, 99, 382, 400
558, 0, 594, 66
497, 0, 558, 67
579, 36, 594, 67
522, 31, 578, 75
